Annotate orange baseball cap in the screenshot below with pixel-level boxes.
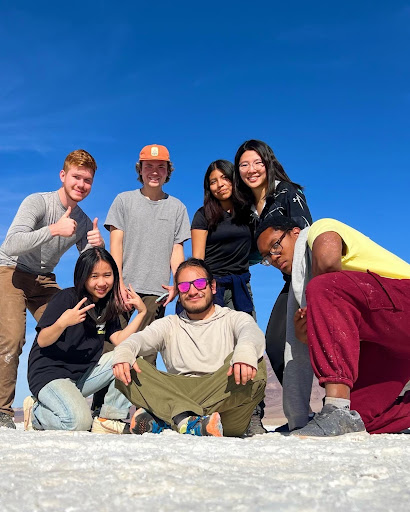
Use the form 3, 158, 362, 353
139, 144, 170, 161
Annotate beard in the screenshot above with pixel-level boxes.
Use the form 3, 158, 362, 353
180, 293, 214, 315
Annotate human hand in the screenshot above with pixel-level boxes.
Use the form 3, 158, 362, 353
294, 307, 308, 344
120, 281, 133, 311
87, 218, 104, 247
51, 206, 77, 237
113, 360, 141, 385
125, 284, 146, 314
160, 284, 176, 307
227, 362, 257, 385
59, 297, 95, 329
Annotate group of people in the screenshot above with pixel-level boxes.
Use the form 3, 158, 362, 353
0, 141, 409, 438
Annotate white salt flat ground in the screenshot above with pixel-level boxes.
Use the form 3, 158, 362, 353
1, 424, 409, 512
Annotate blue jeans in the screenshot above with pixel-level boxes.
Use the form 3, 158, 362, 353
32, 351, 131, 431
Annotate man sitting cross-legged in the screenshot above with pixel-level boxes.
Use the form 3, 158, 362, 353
256, 217, 410, 437
112, 258, 266, 437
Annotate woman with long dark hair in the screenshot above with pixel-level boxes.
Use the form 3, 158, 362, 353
25, 247, 146, 433
234, 139, 311, 227
234, 140, 313, 433
191, 160, 255, 314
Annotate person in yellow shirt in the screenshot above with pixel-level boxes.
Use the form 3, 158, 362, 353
256, 217, 410, 437
307, 218, 410, 279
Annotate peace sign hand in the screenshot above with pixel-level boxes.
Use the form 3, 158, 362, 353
125, 284, 147, 314
59, 297, 95, 329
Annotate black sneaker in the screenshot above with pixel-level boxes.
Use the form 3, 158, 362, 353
291, 404, 367, 438
274, 423, 290, 434
244, 405, 267, 437
275, 413, 315, 434
0, 411, 16, 429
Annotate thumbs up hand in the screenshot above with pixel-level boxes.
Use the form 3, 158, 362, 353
87, 217, 104, 247
50, 206, 78, 237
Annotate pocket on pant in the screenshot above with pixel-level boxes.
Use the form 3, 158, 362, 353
346, 271, 403, 311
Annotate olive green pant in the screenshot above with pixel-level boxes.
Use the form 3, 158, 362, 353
92, 295, 164, 411
116, 354, 267, 437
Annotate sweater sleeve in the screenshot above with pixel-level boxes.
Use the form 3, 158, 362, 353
230, 312, 265, 369
112, 317, 169, 367
1, 194, 53, 257
283, 282, 314, 430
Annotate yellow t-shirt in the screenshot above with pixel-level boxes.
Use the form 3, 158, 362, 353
307, 219, 410, 279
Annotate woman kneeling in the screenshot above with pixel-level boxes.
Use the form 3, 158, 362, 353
25, 247, 146, 433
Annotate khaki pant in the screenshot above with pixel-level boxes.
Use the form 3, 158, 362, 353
116, 355, 267, 437
0, 266, 60, 416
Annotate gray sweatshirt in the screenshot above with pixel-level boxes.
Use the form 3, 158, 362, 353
0, 191, 93, 274
113, 305, 265, 375
283, 227, 314, 431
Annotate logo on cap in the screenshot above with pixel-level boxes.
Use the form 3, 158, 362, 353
139, 144, 170, 161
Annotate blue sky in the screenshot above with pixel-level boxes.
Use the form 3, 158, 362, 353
1, 1, 409, 406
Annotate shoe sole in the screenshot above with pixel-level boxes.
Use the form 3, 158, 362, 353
206, 413, 223, 437
23, 396, 35, 431
91, 419, 125, 434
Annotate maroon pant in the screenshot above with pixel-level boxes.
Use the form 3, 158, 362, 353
306, 271, 410, 434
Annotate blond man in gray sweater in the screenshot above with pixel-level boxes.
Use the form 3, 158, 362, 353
113, 258, 266, 437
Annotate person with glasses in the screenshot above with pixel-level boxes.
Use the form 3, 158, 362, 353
191, 160, 254, 316
256, 216, 410, 437
259, 231, 289, 266
233, 139, 313, 433
112, 258, 267, 437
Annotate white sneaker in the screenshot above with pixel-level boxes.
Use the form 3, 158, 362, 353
91, 416, 129, 434
23, 396, 35, 431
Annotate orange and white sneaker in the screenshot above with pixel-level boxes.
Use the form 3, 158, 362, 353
179, 412, 223, 437
91, 416, 129, 434
23, 396, 35, 431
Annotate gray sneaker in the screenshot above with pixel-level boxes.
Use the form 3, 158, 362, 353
291, 404, 367, 438
244, 405, 267, 437
0, 411, 16, 429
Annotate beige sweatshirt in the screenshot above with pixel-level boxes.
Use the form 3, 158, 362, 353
112, 305, 265, 375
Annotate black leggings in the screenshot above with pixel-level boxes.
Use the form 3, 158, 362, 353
264, 280, 290, 385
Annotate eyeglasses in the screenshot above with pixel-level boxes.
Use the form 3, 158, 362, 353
238, 160, 265, 172
177, 278, 210, 293
260, 231, 288, 266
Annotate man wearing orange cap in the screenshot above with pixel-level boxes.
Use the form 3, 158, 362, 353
104, 144, 190, 332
